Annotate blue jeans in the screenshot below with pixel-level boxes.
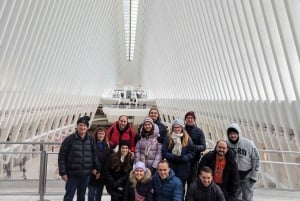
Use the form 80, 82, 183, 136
88, 183, 105, 201
64, 175, 91, 201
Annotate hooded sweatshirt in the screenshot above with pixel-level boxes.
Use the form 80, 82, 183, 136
226, 123, 260, 181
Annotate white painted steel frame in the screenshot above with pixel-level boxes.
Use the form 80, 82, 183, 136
140, 0, 300, 190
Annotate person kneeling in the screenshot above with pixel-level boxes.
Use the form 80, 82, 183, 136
185, 166, 225, 201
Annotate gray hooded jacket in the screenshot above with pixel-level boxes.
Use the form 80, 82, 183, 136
226, 123, 260, 181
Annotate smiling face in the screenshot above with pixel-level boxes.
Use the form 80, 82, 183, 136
185, 115, 195, 126
216, 140, 228, 158
172, 125, 183, 134
77, 123, 88, 135
143, 121, 153, 132
199, 170, 213, 187
118, 115, 128, 130
134, 168, 145, 181
157, 162, 170, 180
228, 131, 239, 142
120, 145, 129, 156
149, 109, 159, 121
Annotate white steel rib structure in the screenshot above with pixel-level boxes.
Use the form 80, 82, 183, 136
0, 0, 300, 191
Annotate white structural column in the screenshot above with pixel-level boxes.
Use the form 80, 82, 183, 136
0, 0, 120, 174
140, 0, 300, 190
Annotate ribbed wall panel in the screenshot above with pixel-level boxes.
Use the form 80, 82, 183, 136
140, 0, 300, 189
0, 0, 121, 152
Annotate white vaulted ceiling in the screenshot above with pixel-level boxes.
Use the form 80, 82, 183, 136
1, 0, 299, 100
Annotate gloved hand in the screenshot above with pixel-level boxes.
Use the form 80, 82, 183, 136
157, 136, 164, 144
112, 179, 122, 189
134, 134, 141, 144
173, 156, 182, 163
191, 145, 199, 152
112, 181, 118, 189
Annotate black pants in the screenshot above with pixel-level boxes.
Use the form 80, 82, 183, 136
187, 160, 199, 185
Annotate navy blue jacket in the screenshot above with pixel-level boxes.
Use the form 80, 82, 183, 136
162, 137, 195, 180
152, 169, 183, 201
185, 125, 206, 161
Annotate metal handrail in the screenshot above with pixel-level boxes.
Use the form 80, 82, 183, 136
258, 149, 300, 154
1, 142, 300, 199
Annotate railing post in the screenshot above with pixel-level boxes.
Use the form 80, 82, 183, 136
38, 144, 48, 201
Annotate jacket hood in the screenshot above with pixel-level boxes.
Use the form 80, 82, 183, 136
168, 168, 176, 179
140, 123, 160, 138
226, 123, 242, 137
129, 167, 152, 184
152, 124, 160, 137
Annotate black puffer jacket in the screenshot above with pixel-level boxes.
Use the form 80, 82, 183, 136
58, 132, 100, 176
185, 179, 225, 201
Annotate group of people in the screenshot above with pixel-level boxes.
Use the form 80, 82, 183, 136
58, 107, 260, 201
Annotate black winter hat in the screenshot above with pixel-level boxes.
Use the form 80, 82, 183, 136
119, 140, 130, 148
227, 127, 239, 135
77, 116, 90, 127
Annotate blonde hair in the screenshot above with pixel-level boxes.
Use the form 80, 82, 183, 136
167, 129, 190, 148
129, 168, 152, 187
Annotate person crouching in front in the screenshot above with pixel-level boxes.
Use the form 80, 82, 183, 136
124, 161, 153, 201
103, 140, 134, 201
185, 166, 225, 201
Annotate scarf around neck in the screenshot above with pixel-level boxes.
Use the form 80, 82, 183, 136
171, 132, 183, 156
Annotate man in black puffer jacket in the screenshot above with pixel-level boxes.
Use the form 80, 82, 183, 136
58, 116, 101, 201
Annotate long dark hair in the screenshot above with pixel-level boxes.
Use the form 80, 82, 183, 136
111, 149, 133, 173
141, 122, 154, 138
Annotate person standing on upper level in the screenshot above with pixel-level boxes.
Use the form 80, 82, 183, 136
58, 116, 101, 201
226, 123, 260, 201
107, 115, 136, 153
184, 111, 206, 185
